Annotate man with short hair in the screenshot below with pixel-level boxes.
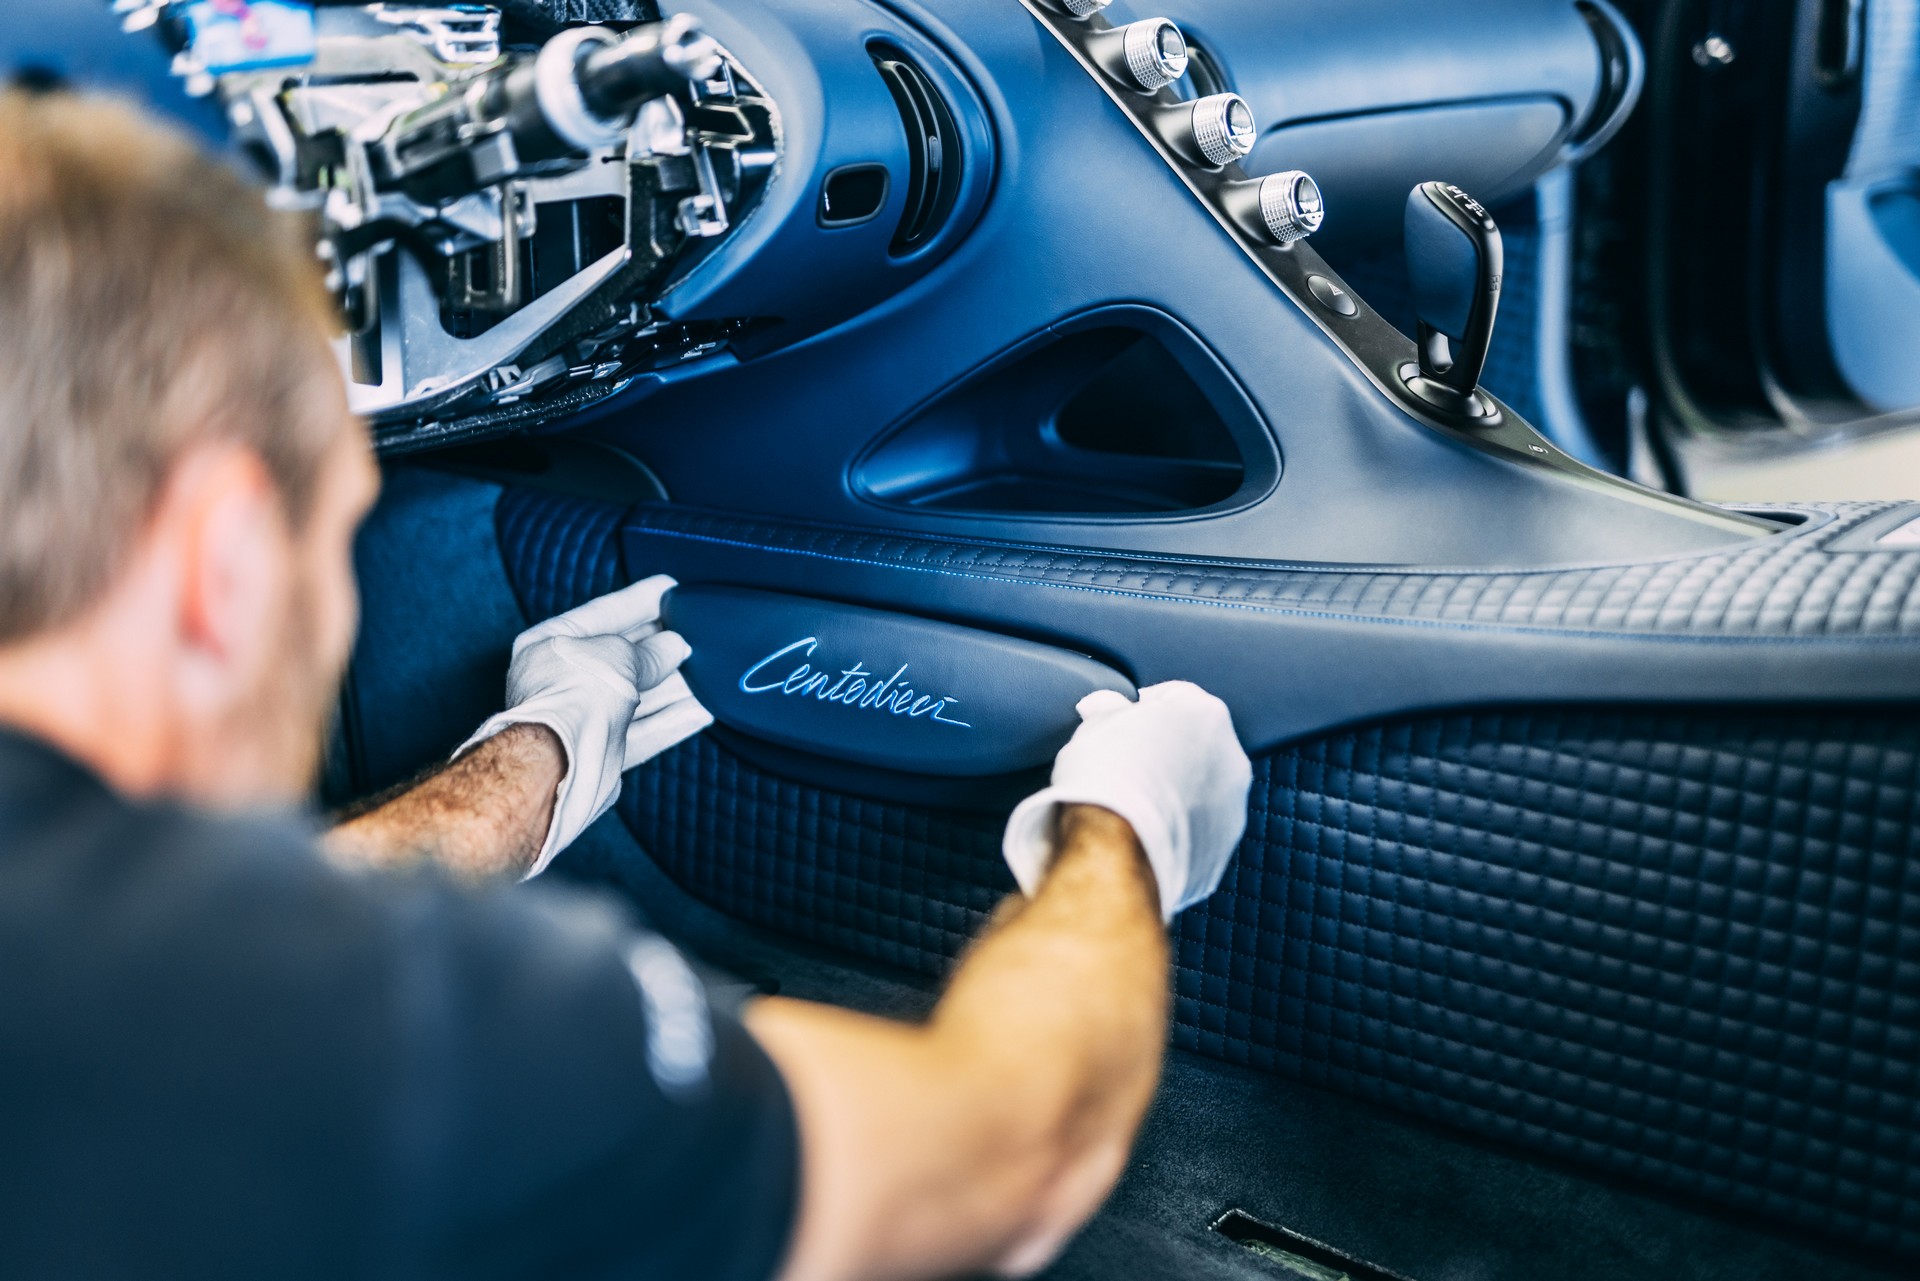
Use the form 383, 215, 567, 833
0, 89, 1253, 1280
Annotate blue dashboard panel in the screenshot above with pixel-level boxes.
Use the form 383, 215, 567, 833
561, 0, 1762, 569
1261, 99, 1570, 252
662, 585, 1135, 775
1148, 0, 1603, 132
1151, 0, 1605, 253
649, 0, 996, 350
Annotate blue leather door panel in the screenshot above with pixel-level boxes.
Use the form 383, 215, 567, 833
608, 499, 1920, 751
495, 483, 1920, 1260
1826, 0, 1920, 412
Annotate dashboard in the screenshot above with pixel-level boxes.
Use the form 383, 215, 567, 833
132, 0, 1714, 574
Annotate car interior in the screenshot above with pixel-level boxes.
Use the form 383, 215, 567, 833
81, 0, 1920, 1277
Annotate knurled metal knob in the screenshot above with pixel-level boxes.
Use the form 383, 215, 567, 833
1119, 19, 1188, 90
1190, 92, 1256, 166
1259, 170, 1324, 244
1058, 0, 1111, 18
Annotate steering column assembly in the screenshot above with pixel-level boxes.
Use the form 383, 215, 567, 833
128, 1, 781, 449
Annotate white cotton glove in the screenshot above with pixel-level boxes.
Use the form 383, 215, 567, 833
1002, 681, 1253, 920
458, 574, 713, 879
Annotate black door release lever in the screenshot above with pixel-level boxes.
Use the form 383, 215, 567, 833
1402, 181, 1503, 418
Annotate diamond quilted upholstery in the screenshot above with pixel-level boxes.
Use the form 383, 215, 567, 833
1192, 711, 1919, 1258
621, 500, 1920, 638
616, 715, 1920, 1258
494, 486, 626, 622
496, 486, 1920, 1256
623, 737, 1012, 973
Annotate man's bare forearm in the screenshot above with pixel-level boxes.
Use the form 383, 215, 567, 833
929, 804, 1170, 1269
750, 803, 1170, 1281
324, 723, 565, 881
935, 804, 1168, 1122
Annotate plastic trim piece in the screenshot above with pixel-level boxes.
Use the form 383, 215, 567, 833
872, 45, 964, 254
1563, 0, 1645, 163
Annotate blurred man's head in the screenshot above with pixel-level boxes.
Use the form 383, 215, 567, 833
0, 89, 374, 808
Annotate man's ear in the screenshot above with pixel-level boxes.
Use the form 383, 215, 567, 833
160, 443, 292, 692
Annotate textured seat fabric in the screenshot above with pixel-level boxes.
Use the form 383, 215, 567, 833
496, 485, 1920, 1259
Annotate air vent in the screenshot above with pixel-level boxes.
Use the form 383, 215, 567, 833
872, 49, 963, 254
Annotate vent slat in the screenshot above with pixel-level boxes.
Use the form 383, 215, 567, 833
873, 51, 962, 253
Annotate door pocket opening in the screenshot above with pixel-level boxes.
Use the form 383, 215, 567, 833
854, 320, 1273, 517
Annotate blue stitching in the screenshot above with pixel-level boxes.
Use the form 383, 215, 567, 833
626, 523, 1920, 647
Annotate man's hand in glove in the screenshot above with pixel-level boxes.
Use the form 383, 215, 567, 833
326, 575, 710, 881
749, 683, 1248, 1281
1002, 680, 1252, 919
458, 574, 711, 876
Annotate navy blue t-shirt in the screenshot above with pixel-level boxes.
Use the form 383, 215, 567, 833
0, 729, 798, 1279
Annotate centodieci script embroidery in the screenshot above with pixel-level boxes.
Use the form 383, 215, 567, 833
738, 638, 972, 728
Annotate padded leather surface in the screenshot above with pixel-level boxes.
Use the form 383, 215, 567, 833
496, 485, 1920, 1257
615, 497, 1920, 750
624, 736, 1010, 972
623, 500, 1920, 637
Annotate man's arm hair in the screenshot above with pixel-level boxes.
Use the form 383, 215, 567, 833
324, 723, 563, 881
748, 803, 1170, 1281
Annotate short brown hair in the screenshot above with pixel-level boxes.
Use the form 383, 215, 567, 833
0, 89, 348, 644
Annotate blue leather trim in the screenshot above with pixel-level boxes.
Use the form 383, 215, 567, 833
663, 586, 1135, 776
628, 520, 1920, 643
615, 500, 1920, 752
620, 500, 1920, 634
488, 489, 1920, 755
